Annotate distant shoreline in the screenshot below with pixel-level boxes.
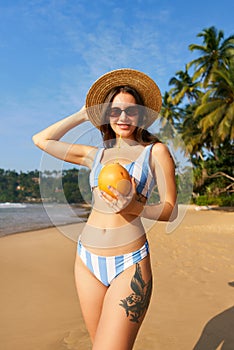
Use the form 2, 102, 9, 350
0, 202, 90, 237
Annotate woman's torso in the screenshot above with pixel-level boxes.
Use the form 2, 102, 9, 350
80, 143, 156, 251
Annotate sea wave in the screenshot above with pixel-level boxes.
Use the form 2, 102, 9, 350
0, 203, 89, 236
0, 202, 27, 208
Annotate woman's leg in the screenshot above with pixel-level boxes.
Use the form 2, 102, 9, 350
74, 255, 108, 342
92, 255, 152, 350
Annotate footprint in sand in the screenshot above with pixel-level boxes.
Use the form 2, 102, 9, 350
62, 329, 91, 350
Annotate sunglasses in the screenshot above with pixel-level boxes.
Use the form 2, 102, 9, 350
107, 106, 139, 118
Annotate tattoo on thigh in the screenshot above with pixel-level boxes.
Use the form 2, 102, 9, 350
119, 263, 152, 323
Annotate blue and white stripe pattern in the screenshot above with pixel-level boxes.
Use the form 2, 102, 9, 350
89, 144, 156, 198
78, 240, 149, 286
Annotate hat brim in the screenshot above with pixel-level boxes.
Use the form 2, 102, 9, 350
85, 68, 162, 129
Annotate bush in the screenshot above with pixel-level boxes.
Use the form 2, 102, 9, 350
194, 194, 234, 207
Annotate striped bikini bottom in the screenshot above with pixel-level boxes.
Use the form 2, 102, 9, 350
77, 239, 149, 287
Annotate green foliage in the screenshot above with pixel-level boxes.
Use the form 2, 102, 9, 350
0, 168, 91, 204
62, 168, 91, 203
0, 169, 40, 202
194, 194, 234, 207
161, 26, 234, 206
187, 26, 234, 87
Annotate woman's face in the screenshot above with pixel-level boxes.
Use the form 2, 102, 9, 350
108, 92, 140, 139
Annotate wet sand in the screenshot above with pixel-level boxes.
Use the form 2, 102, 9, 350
0, 208, 233, 349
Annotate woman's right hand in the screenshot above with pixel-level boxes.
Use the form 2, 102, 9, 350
99, 178, 144, 216
78, 105, 89, 121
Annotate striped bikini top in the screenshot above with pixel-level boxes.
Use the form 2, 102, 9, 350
89, 144, 156, 198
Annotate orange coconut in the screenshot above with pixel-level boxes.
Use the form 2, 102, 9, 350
98, 163, 131, 198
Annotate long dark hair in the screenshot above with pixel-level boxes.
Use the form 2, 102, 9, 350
99, 86, 160, 147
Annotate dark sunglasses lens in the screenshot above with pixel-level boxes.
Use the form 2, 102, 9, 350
108, 106, 139, 118
125, 106, 139, 116
109, 108, 122, 117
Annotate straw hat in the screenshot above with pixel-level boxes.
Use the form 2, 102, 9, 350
85, 68, 162, 128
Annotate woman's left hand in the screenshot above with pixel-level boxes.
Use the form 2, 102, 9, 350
99, 177, 136, 213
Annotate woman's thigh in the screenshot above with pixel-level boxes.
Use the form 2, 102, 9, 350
93, 255, 152, 350
74, 255, 108, 342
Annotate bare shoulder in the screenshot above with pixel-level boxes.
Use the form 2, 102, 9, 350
151, 142, 175, 169
152, 142, 171, 159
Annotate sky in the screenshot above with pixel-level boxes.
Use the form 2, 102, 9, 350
0, 0, 233, 172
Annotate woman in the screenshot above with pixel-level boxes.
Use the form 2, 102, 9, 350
33, 68, 177, 350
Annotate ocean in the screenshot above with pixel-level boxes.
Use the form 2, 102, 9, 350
0, 202, 89, 237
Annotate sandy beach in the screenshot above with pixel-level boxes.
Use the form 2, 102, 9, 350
0, 207, 233, 350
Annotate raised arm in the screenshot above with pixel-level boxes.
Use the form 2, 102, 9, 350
32, 106, 96, 168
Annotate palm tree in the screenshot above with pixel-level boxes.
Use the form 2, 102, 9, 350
160, 91, 180, 124
168, 68, 201, 105
159, 91, 180, 140
194, 60, 234, 147
180, 102, 207, 159
187, 26, 234, 87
